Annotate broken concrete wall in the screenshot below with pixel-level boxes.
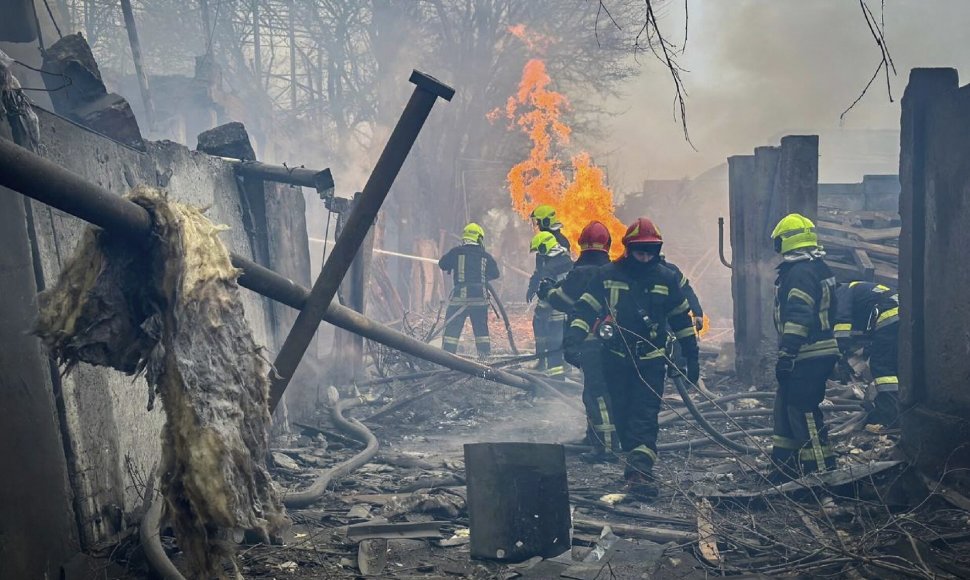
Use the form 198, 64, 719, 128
0, 106, 309, 553
819, 174, 901, 213
728, 136, 819, 386
898, 68, 970, 489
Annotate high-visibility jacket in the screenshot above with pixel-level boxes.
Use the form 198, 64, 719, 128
774, 257, 840, 361
565, 257, 698, 362
530, 248, 573, 308
438, 242, 500, 305
544, 251, 610, 314
833, 281, 898, 346
658, 256, 703, 318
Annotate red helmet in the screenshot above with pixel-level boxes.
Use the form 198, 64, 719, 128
578, 221, 612, 252
622, 217, 663, 245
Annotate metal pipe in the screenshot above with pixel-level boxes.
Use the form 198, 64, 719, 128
120, 0, 156, 131
268, 70, 455, 411
0, 137, 533, 395
717, 217, 732, 269
0, 137, 153, 236
221, 158, 334, 194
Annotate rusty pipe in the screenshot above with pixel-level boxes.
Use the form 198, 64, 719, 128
0, 136, 533, 395
269, 70, 455, 411
717, 217, 733, 269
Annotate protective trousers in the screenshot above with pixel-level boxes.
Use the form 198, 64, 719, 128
579, 342, 620, 453
771, 355, 839, 477
604, 355, 666, 478
866, 321, 899, 425
533, 304, 566, 378
442, 304, 490, 356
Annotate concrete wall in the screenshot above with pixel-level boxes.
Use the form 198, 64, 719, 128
728, 136, 818, 386
0, 105, 312, 569
819, 174, 901, 213
0, 123, 80, 576
898, 68, 970, 488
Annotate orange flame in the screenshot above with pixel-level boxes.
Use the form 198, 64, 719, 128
493, 46, 627, 259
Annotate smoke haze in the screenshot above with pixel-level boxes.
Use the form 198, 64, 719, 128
594, 0, 970, 186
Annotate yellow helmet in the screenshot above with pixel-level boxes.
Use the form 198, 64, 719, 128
771, 213, 818, 254
530, 231, 559, 255
462, 222, 485, 244
530, 204, 560, 230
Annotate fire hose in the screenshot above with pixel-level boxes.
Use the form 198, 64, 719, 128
671, 376, 764, 455
486, 281, 519, 355
283, 395, 380, 508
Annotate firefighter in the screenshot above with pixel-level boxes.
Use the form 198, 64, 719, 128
529, 231, 574, 379
538, 221, 620, 461
769, 213, 841, 482
529, 204, 571, 251
834, 281, 899, 427
563, 217, 699, 499
438, 223, 500, 358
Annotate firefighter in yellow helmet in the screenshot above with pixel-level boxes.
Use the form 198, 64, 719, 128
769, 213, 840, 482
529, 230, 573, 378
528, 205, 571, 301
438, 223, 500, 358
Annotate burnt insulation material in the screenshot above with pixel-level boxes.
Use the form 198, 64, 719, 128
35, 186, 285, 578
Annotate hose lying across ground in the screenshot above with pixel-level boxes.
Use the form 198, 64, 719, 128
283, 397, 380, 509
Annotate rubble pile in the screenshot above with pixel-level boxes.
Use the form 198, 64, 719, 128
234, 356, 970, 579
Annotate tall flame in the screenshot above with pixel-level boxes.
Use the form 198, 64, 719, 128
493, 40, 627, 259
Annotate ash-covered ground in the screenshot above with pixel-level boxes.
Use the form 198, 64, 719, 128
213, 348, 970, 580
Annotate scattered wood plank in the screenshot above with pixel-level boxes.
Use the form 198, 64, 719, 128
697, 498, 722, 565
818, 234, 898, 260
817, 220, 901, 243
570, 496, 693, 527
346, 520, 449, 541
852, 249, 875, 281
572, 517, 698, 543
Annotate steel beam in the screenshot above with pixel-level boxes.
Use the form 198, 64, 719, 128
0, 135, 533, 396
268, 70, 455, 411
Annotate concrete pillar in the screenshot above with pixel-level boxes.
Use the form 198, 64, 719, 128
0, 153, 80, 577
727, 136, 819, 386
898, 68, 970, 488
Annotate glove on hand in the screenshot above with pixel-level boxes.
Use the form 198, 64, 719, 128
526, 288, 536, 303
537, 278, 555, 301
693, 316, 704, 332
775, 353, 796, 383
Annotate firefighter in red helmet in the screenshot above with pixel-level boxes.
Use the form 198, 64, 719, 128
538, 221, 620, 461
564, 218, 699, 499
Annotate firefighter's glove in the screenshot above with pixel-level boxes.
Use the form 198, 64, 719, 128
775, 353, 796, 383
526, 287, 537, 303
686, 357, 700, 385
564, 348, 583, 369
693, 315, 704, 332
537, 278, 556, 301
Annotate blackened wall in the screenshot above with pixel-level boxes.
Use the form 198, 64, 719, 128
898, 68, 970, 487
